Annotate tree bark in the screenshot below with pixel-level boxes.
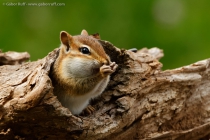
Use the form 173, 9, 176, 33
0, 41, 210, 140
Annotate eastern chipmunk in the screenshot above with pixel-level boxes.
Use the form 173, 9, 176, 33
51, 30, 118, 115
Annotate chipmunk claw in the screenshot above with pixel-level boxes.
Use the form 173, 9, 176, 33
100, 62, 118, 77
81, 105, 95, 115
110, 62, 118, 72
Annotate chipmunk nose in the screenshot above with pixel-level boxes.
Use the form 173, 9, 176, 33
102, 59, 110, 65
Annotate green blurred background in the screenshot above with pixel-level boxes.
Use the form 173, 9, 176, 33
0, 0, 210, 69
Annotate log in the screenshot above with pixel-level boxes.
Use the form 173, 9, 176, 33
0, 40, 210, 140
0, 50, 30, 66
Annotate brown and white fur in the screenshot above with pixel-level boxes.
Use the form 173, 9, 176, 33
51, 30, 117, 115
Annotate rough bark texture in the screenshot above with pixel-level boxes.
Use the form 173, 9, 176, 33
0, 41, 210, 140
0, 50, 30, 66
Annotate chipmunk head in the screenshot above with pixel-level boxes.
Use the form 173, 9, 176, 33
58, 30, 110, 78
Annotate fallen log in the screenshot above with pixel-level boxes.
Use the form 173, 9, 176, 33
0, 40, 210, 140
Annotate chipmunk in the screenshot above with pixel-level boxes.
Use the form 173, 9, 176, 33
50, 30, 118, 115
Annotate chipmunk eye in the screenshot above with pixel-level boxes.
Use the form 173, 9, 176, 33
80, 47, 90, 54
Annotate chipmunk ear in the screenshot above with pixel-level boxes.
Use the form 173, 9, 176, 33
81, 29, 89, 36
91, 33, 100, 39
60, 31, 72, 47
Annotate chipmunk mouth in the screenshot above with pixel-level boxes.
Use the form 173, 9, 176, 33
90, 59, 109, 74
92, 67, 100, 74
90, 60, 100, 73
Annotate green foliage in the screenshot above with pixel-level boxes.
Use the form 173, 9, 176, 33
1, 0, 210, 69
